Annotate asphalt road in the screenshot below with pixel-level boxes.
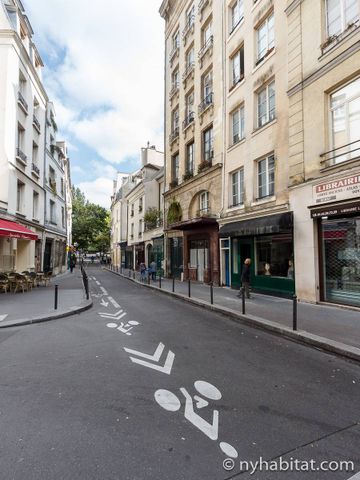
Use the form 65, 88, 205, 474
0, 265, 359, 480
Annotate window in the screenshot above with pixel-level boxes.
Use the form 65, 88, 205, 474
186, 46, 195, 68
203, 126, 214, 161
231, 105, 245, 145
50, 200, 56, 223
139, 196, 143, 212
173, 30, 180, 49
199, 191, 210, 213
256, 12, 275, 62
230, 0, 244, 32
172, 108, 179, 133
19, 71, 26, 95
202, 70, 213, 100
33, 191, 39, 219
255, 235, 293, 278
330, 77, 360, 163
257, 80, 275, 127
186, 4, 195, 28
139, 219, 143, 236
17, 181, 24, 213
61, 178, 64, 197
17, 124, 25, 151
185, 91, 194, 120
258, 154, 275, 199
61, 206, 65, 228
202, 20, 212, 46
326, 0, 359, 37
231, 169, 244, 206
231, 46, 244, 87
32, 142, 38, 164
172, 68, 179, 89
131, 203, 134, 216
172, 152, 179, 180
186, 142, 195, 174
131, 223, 134, 238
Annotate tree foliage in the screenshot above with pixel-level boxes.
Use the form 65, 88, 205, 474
72, 187, 110, 252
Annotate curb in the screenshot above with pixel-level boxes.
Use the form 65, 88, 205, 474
107, 268, 360, 364
0, 297, 93, 329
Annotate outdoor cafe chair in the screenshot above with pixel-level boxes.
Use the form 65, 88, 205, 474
0, 273, 9, 294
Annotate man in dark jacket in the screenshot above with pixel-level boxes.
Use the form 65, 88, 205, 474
239, 258, 251, 299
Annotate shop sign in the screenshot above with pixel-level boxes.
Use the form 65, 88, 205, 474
313, 174, 360, 205
311, 201, 360, 218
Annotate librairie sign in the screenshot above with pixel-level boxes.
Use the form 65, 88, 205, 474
313, 173, 360, 204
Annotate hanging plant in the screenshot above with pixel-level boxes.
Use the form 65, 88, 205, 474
167, 199, 182, 225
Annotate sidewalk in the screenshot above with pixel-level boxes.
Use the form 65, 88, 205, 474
0, 268, 92, 328
109, 267, 360, 363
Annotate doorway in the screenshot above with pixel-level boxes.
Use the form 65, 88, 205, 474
231, 238, 252, 288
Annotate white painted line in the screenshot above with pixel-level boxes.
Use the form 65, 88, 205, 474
124, 342, 165, 362
347, 473, 360, 480
100, 299, 109, 307
0, 314, 8, 322
100, 287, 108, 295
129, 350, 175, 375
107, 296, 120, 309
95, 281, 101, 285
99, 309, 124, 318
100, 312, 127, 321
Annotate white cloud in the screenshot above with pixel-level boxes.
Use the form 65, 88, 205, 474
25, 0, 165, 164
77, 177, 113, 209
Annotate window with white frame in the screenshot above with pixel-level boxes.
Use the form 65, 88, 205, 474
231, 46, 244, 87
186, 4, 195, 27
50, 199, 56, 223
172, 152, 179, 180
186, 91, 194, 118
257, 80, 275, 128
172, 68, 179, 89
186, 142, 195, 174
202, 70, 213, 100
172, 108, 179, 133
230, 0, 244, 32
203, 126, 214, 161
17, 180, 24, 213
231, 169, 244, 206
330, 77, 360, 163
186, 46, 195, 68
231, 105, 245, 145
199, 191, 210, 213
139, 219, 143, 236
326, 0, 359, 37
257, 154, 275, 199
256, 12, 275, 62
202, 20, 212, 46
172, 30, 180, 49
33, 191, 39, 219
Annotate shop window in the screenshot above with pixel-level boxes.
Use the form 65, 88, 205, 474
232, 238, 239, 274
255, 235, 293, 278
329, 77, 360, 164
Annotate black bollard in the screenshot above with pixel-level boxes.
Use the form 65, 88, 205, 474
188, 278, 191, 298
241, 286, 246, 315
159, 273, 162, 289
210, 282, 214, 305
172, 275, 175, 293
133, 270, 136, 280
293, 295, 298, 331
54, 284, 59, 310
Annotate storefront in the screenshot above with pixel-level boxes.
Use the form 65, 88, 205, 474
311, 201, 360, 307
0, 218, 39, 272
168, 235, 183, 279
219, 212, 295, 296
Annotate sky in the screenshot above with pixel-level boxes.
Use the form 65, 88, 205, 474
24, 0, 165, 209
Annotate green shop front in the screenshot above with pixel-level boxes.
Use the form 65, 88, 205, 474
219, 212, 295, 297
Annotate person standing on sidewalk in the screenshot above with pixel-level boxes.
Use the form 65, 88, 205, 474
70, 254, 76, 273
150, 260, 157, 281
239, 258, 252, 299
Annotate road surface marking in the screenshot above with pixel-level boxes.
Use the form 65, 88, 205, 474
95, 281, 101, 285
100, 287, 108, 295
124, 342, 165, 361
107, 296, 120, 309
100, 311, 127, 321
100, 299, 109, 307
0, 314, 8, 322
124, 342, 175, 375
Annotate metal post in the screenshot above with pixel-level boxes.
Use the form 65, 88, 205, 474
159, 273, 162, 289
188, 278, 191, 298
54, 284, 59, 310
293, 295, 298, 331
241, 287, 246, 315
172, 275, 175, 293
133, 270, 136, 280
210, 282, 214, 305
85, 276, 89, 300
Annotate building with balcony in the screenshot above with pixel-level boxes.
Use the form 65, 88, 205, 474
218, 0, 294, 297
0, 0, 47, 272
287, 0, 360, 307
0, 1, 71, 274
160, 0, 223, 284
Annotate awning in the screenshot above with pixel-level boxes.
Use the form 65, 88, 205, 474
219, 212, 293, 238
167, 217, 218, 231
0, 219, 39, 241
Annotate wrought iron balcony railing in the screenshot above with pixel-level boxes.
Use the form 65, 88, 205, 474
320, 139, 360, 168
18, 91, 28, 113
198, 35, 213, 60
16, 148, 27, 164
169, 127, 180, 144
182, 16, 195, 39
198, 92, 213, 114
182, 112, 195, 130
33, 114, 41, 132
31, 163, 40, 176
169, 83, 179, 100
183, 62, 195, 81
169, 45, 179, 63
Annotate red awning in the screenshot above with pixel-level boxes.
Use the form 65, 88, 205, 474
0, 219, 38, 241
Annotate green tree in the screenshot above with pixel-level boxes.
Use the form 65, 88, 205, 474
72, 187, 110, 252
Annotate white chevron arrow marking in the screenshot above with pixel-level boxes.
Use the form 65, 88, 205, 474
100, 299, 109, 307
124, 343, 175, 375
99, 309, 123, 317
0, 314, 8, 322
107, 296, 120, 309
99, 311, 127, 321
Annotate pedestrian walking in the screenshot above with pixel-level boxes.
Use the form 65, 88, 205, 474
140, 262, 147, 282
150, 260, 157, 281
70, 254, 76, 273
238, 258, 251, 299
